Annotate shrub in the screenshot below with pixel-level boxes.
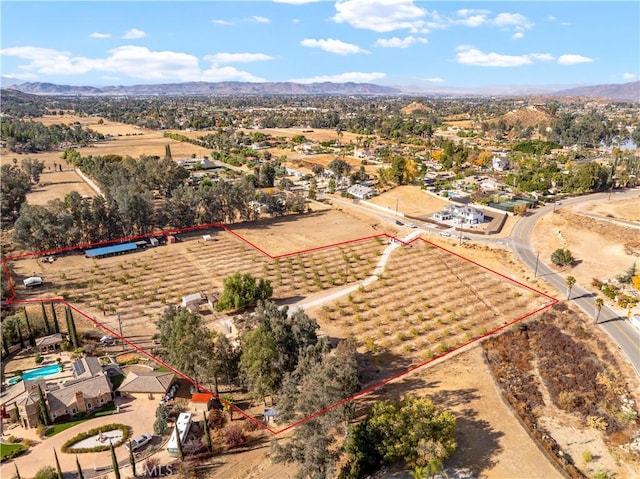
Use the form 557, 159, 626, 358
7, 435, 20, 444
207, 409, 227, 430
35, 353, 44, 364
34, 466, 58, 479
557, 391, 580, 412
224, 424, 246, 448
586, 416, 608, 431
581, 450, 593, 463
551, 248, 574, 267
61, 423, 129, 453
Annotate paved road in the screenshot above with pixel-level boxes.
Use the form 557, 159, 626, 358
508, 189, 640, 376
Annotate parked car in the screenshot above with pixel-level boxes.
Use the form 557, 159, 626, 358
439, 231, 452, 237
23, 276, 44, 288
126, 434, 152, 452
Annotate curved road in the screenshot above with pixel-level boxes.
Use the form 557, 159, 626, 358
508, 189, 640, 376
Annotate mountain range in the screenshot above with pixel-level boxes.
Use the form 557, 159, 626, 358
2, 79, 638, 101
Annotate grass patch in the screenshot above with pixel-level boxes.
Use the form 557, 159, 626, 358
0, 443, 26, 462
45, 403, 117, 437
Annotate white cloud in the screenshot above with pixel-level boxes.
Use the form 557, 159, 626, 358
121, 29, 146, 40
374, 36, 427, 48
454, 9, 490, 27
211, 19, 233, 26
332, 0, 428, 33
292, 19, 300, 24
89, 32, 111, 39
289, 71, 386, 83
204, 53, 274, 63
0, 45, 265, 82
423, 77, 444, 83
512, 32, 524, 39
623, 72, 637, 80
455, 45, 554, 67
1, 72, 38, 80
301, 38, 370, 55
249, 16, 270, 23
546, 15, 557, 21
557, 54, 593, 65
493, 12, 533, 30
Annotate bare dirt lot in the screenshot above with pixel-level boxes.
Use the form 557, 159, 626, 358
366, 185, 449, 217
581, 195, 640, 222
531, 207, 640, 290
23, 170, 96, 205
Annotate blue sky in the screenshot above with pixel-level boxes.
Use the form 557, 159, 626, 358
1, 1, 638, 89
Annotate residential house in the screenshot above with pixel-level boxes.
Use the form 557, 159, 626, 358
46, 373, 113, 421
72, 356, 103, 380
117, 371, 175, 400
346, 184, 376, 200
434, 204, 485, 225
492, 156, 510, 171
35, 333, 63, 354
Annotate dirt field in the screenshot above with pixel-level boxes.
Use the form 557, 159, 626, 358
581, 196, 640, 222
366, 185, 449, 217
24, 170, 96, 205
1, 115, 211, 170
531, 207, 639, 290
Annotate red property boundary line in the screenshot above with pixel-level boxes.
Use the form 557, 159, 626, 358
3, 223, 558, 435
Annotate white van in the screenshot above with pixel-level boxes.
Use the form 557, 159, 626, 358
24, 276, 44, 288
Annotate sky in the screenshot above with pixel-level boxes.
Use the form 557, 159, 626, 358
1, 1, 638, 89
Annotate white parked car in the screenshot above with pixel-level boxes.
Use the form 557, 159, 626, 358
126, 434, 152, 452
439, 231, 452, 237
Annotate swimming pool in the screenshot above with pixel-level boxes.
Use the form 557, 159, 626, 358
8, 363, 61, 385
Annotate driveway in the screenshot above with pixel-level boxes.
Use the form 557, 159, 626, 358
4, 396, 157, 478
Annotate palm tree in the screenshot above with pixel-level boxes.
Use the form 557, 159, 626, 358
595, 297, 604, 323
565, 275, 576, 300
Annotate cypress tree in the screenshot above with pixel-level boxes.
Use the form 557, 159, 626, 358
23, 308, 35, 347
41, 302, 51, 334
165, 144, 172, 160
110, 442, 121, 479
175, 424, 184, 461
14, 464, 21, 479
202, 412, 212, 454
76, 455, 85, 479
51, 302, 60, 334
16, 320, 24, 349
2, 330, 9, 357
54, 449, 63, 479
37, 385, 49, 426
128, 441, 137, 477
66, 306, 78, 349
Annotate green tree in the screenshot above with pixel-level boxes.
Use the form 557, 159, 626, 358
328, 159, 351, 179
41, 302, 51, 335
215, 272, 273, 311
38, 385, 49, 426
51, 302, 60, 334
566, 275, 576, 299
271, 339, 360, 479
65, 306, 79, 349
202, 412, 213, 454
156, 307, 217, 393
595, 297, 604, 324
390, 156, 407, 185
240, 327, 279, 400
175, 423, 184, 461
341, 396, 456, 479
21, 158, 46, 184
165, 144, 173, 161
0, 164, 32, 220
128, 441, 137, 477
76, 455, 85, 479
24, 309, 35, 347
53, 449, 63, 479
154, 403, 169, 435
33, 466, 57, 479
110, 443, 121, 479
551, 248, 574, 267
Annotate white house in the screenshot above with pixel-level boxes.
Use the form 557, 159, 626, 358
492, 156, 509, 171
347, 184, 376, 199
434, 205, 485, 225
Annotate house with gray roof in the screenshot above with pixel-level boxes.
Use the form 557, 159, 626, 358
117, 371, 175, 399
46, 373, 113, 421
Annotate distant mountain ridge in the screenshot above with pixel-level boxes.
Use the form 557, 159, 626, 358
552, 81, 640, 101
4, 81, 400, 96
3, 80, 638, 100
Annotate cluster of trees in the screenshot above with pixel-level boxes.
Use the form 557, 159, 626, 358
0, 118, 103, 153
1, 159, 43, 220
215, 272, 273, 311
341, 396, 457, 478
12, 150, 292, 251
549, 112, 617, 148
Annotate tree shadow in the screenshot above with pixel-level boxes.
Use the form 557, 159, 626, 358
447, 406, 504, 476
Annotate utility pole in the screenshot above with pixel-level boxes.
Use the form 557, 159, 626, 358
458, 218, 463, 245
118, 314, 124, 351
395, 197, 399, 216
534, 251, 540, 278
